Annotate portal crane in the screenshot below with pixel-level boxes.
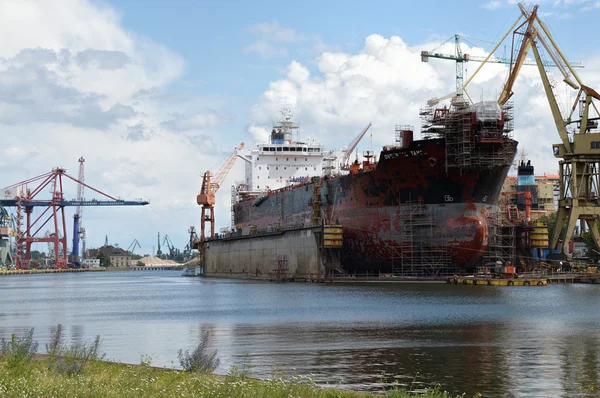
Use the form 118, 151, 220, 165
127, 239, 141, 255
162, 234, 177, 259
495, 3, 600, 255
341, 123, 372, 169
197, 142, 244, 240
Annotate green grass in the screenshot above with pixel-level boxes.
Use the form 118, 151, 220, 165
0, 358, 467, 398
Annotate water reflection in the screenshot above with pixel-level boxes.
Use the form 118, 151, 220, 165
0, 272, 600, 397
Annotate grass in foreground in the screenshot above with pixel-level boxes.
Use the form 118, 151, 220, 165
0, 327, 467, 397
0, 359, 465, 398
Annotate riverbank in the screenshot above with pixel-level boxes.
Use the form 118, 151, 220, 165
0, 357, 462, 398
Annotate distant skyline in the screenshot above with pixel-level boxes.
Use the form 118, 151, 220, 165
1, 0, 600, 253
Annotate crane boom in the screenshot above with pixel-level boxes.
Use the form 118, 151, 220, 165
497, 5, 538, 105
530, 40, 571, 152
197, 142, 244, 239
210, 142, 245, 194
342, 123, 372, 167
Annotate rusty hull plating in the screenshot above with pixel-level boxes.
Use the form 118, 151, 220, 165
234, 99, 518, 273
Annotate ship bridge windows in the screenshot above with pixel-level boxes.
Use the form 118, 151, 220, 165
283, 147, 290, 151
262, 147, 268, 151
290, 147, 296, 152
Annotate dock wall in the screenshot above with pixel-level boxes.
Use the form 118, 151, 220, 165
203, 227, 325, 280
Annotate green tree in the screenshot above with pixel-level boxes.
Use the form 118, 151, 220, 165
30, 250, 43, 260
583, 229, 600, 263
537, 212, 558, 243
96, 252, 111, 267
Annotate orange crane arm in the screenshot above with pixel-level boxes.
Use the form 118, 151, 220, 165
197, 142, 244, 206
497, 5, 538, 106
210, 142, 244, 195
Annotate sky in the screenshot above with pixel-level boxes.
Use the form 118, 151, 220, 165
2, 0, 600, 255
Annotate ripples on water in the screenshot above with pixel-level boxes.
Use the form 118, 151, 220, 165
1, 271, 599, 397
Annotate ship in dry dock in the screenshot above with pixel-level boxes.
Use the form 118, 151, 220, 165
226, 99, 518, 275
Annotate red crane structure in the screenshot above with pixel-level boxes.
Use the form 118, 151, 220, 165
197, 142, 244, 240
1, 166, 149, 270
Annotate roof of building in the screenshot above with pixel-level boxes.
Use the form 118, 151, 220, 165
88, 245, 130, 257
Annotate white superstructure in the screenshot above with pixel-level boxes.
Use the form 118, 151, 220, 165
240, 110, 325, 193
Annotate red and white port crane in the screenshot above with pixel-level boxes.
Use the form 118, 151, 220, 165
1, 165, 149, 270
197, 142, 244, 240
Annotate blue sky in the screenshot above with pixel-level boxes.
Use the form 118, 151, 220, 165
2, 0, 600, 254
103, 0, 600, 160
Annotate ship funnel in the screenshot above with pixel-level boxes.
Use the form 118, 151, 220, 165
395, 125, 414, 148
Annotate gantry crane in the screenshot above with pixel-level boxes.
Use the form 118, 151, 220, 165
474, 2, 600, 256
1, 167, 149, 269
197, 142, 244, 240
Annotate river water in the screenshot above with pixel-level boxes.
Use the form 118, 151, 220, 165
0, 271, 599, 397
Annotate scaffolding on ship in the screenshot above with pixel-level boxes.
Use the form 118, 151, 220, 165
391, 200, 454, 277
420, 98, 516, 170
481, 211, 516, 272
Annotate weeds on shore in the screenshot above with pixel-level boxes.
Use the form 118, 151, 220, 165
45, 323, 105, 375
0, 328, 39, 369
0, 327, 471, 398
177, 330, 220, 373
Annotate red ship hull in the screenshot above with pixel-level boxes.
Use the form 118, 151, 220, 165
234, 138, 516, 272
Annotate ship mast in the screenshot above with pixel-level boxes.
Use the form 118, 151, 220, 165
271, 108, 299, 144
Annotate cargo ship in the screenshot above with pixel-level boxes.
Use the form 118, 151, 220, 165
232, 99, 518, 273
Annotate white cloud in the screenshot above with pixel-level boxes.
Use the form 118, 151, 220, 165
247, 21, 304, 43
482, 1, 505, 10
249, 33, 600, 180
243, 40, 288, 57
244, 21, 302, 58
312, 35, 341, 53
160, 111, 226, 132
0, 0, 229, 253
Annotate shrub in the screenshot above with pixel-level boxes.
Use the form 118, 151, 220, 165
0, 328, 39, 369
46, 324, 105, 375
177, 331, 220, 373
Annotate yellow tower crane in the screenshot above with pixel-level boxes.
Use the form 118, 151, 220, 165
197, 142, 244, 240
